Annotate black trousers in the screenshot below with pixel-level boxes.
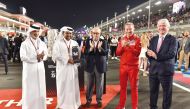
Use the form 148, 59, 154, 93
149, 75, 173, 109
110, 46, 117, 57
13, 46, 20, 62
0, 53, 8, 74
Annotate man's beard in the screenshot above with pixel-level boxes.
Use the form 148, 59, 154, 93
65, 36, 71, 40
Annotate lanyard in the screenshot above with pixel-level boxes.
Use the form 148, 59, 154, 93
30, 37, 39, 53
63, 39, 71, 56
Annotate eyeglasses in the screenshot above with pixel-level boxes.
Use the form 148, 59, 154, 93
93, 32, 100, 35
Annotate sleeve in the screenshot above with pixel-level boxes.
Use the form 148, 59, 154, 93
52, 41, 69, 64
156, 37, 177, 61
116, 40, 124, 56
4, 38, 9, 50
98, 40, 108, 56
42, 43, 48, 60
20, 42, 38, 63
146, 38, 155, 61
129, 38, 141, 56
84, 40, 94, 55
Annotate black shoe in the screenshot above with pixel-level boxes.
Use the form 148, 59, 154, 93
97, 102, 102, 108
85, 101, 91, 108
176, 68, 181, 71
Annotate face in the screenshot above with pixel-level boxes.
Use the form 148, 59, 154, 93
147, 31, 153, 38
63, 31, 72, 41
125, 24, 134, 36
157, 22, 169, 35
92, 29, 101, 41
30, 30, 40, 40
184, 31, 189, 37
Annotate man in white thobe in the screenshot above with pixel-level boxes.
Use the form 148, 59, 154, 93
20, 24, 48, 109
52, 26, 81, 109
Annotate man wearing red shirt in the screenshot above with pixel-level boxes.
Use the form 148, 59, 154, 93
116, 22, 141, 109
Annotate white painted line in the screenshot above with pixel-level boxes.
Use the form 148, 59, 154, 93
173, 82, 190, 93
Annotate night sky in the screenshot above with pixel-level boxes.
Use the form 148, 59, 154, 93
1, 0, 147, 29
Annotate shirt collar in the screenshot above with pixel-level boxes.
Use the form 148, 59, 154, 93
159, 33, 167, 39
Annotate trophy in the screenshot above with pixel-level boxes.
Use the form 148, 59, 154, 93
72, 46, 80, 63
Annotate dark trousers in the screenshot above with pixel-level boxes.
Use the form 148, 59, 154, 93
0, 53, 8, 74
149, 75, 173, 109
13, 46, 20, 62
110, 46, 117, 57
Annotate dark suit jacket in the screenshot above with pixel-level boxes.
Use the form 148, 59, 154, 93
146, 34, 178, 76
0, 37, 9, 55
85, 38, 108, 73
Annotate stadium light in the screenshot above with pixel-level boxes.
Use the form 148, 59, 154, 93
155, 1, 161, 6
123, 16, 125, 19
132, 12, 135, 15
138, 9, 142, 12
146, 6, 150, 9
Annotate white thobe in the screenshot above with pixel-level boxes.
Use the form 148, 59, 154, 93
20, 37, 48, 109
52, 38, 81, 109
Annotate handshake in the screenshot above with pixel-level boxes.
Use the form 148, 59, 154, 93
37, 51, 45, 62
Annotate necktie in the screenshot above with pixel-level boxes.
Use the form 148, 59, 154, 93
156, 37, 164, 53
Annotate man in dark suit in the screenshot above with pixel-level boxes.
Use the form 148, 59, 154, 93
84, 27, 108, 108
0, 31, 9, 75
146, 19, 178, 109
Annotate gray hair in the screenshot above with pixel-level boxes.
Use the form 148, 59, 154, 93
92, 27, 101, 33
157, 19, 170, 28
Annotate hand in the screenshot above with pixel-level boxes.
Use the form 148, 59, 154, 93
98, 41, 102, 49
90, 41, 95, 49
37, 54, 42, 62
90, 41, 95, 51
147, 49, 157, 59
37, 51, 44, 62
121, 40, 129, 47
68, 58, 74, 64
40, 51, 45, 59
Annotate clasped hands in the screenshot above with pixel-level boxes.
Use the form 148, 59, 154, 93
37, 51, 45, 62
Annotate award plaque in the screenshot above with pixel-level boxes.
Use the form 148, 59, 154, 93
72, 46, 80, 63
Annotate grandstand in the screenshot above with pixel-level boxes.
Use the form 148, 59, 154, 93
99, 0, 190, 36
0, 2, 46, 35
